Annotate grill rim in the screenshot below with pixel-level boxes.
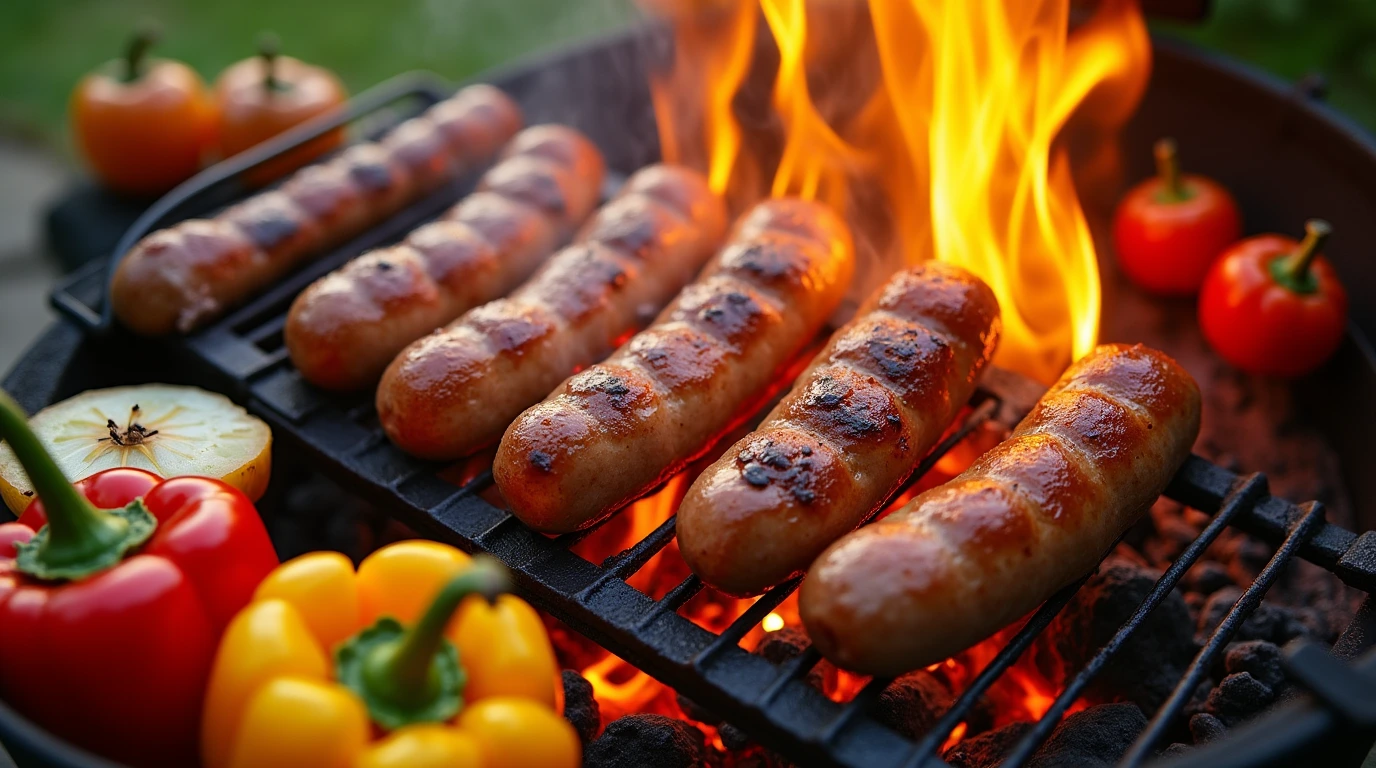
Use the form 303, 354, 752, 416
11, 27, 1376, 768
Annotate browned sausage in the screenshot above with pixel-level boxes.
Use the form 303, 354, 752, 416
110, 84, 521, 336
798, 343, 1202, 676
284, 125, 604, 390
377, 164, 727, 460
494, 198, 856, 534
675, 263, 1001, 596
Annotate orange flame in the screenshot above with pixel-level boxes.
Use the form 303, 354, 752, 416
647, 0, 1150, 382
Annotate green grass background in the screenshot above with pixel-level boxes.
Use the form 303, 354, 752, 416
0, 0, 1373, 155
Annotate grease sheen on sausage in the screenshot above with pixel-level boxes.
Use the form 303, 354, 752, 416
798, 343, 1201, 676
676, 263, 1000, 596
285, 125, 604, 390
495, 198, 856, 534
111, 84, 521, 336
377, 164, 727, 460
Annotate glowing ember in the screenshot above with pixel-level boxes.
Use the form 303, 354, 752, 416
647, 0, 1151, 382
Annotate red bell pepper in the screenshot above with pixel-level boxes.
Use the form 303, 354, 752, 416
0, 389, 278, 767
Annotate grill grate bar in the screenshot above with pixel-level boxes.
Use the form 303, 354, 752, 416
759, 646, 823, 706
999, 472, 1270, 768
1120, 501, 1327, 767
823, 676, 892, 744
901, 573, 1094, 767
638, 574, 704, 631
601, 514, 679, 578
697, 577, 804, 667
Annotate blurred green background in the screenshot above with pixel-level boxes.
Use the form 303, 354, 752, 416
0, 0, 1373, 152
0, 0, 636, 150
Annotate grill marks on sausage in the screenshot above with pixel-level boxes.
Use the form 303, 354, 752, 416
287, 123, 601, 390
736, 438, 821, 504
222, 192, 320, 263
381, 163, 725, 460
382, 116, 453, 191
797, 344, 1201, 675
827, 317, 956, 415
494, 198, 850, 533
672, 263, 1001, 598
524, 244, 636, 324
580, 197, 688, 261
626, 327, 725, 391
479, 156, 578, 219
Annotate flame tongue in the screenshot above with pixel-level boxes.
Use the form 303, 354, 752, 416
648, 0, 1150, 383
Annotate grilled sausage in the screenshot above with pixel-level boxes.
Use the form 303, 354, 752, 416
285, 125, 605, 390
377, 164, 727, 460
676, 263, 1001, 596
111, 84, 521, 336
495, 198, 856, 534
799, 343, 1201, 676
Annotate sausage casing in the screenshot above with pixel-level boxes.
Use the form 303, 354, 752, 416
285, 125, 604, 390
111, 84, 521, 336
377, 164, 727, 460
495, 198, 855, 534
676, 263, 1000, 596
799, 343, 1201, 676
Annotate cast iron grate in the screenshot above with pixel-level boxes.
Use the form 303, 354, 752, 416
48, 41, 1376, 768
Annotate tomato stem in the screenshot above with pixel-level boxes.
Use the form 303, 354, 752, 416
258, 32, 285, 92
1285, 219, 1333, 284
122, 21, 161, 83
1154, 138, 1187, 202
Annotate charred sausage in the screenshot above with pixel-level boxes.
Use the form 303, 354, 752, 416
495, 198, 856, 534
377, 164, 727, 460
676, 263, 1001, 596
799, 343, 1201, 676
285, 125, 604, 390
111, 84, 521, 336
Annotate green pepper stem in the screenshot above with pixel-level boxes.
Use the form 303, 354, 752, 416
1285, 219, 1332, 283
122, 22, 160, 83
258, 32, 283, 92
360, 558, 506, 715
1154, 138, 1185, 201
0, 391, 118, 547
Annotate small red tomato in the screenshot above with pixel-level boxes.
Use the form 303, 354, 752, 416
1113, 138, 1242, 295
1198, 220, 1348, 378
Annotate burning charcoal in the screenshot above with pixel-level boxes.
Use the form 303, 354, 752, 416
944, 722, 1033, 768
873, 671, 952, 739
719, 721, 753, 751
1026, 703, 1147, 768
1189, 712, 1226, 744
1203, 672, 1274, 727
754, 627, 833, 691
562, 670, 600, 745
1144, 500, 1199, 565
584, 714, 705, 768
1040, 559, 1195, 711
1182, 561, 1234, 596
1222, 536, 1272, 584
1183, 591, 1207, 617
1224, 640, 1285, 689
1162, 743, 1193, 758
1197, 588, 1310, 645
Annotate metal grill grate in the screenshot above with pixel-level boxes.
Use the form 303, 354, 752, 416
48, 46, 1376, 768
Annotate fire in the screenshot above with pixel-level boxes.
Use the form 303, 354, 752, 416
646, 0, 1151, 382
547, 0, 1151, 754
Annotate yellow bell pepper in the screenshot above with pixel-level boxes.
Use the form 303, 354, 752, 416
202, 541, 579, 768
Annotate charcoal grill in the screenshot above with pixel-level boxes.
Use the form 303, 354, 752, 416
8, 24, 1376, 768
